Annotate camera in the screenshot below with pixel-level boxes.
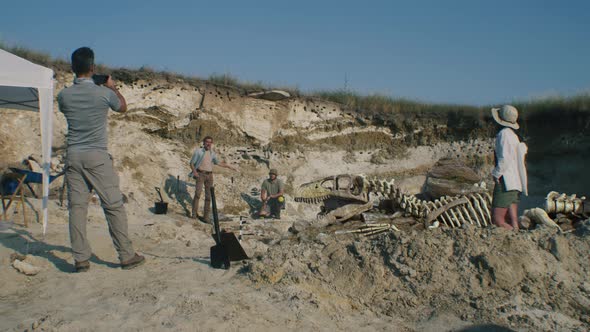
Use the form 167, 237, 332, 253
92, 74, 109, 85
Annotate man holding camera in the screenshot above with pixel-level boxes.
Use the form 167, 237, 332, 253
58, 47, 144, 272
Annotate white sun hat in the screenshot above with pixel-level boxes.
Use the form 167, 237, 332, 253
491, 104, 519, 130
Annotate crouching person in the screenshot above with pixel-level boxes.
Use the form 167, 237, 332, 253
259, 169, 285, 219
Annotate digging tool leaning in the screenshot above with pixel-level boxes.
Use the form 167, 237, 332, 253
210, 186, 230, 269
154, 187, 168, 214
209, 187, 248, 270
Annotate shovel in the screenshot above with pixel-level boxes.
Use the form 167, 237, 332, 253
210, 186, 248, 269
154, 187, 168, 214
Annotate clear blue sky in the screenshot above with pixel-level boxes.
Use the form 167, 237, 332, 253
2, 0, 589, 105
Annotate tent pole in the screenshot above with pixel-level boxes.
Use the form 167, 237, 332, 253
39, 85, 53, 236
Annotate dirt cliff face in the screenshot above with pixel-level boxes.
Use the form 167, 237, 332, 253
104, 72, 496, 156
518, 110, 590, 209
108, 73, 588, 207
1, 69, 587, 212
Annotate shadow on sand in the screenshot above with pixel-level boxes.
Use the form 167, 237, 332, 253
141, 251, 210, 266
457, 324, 515, 332
0, 227, 118, 273
240, 192, 263, 218
164, 174, 194, 217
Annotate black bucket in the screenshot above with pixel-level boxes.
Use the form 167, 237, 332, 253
154, 201, 168, 214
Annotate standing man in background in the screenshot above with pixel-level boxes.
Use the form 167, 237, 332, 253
190, 136, 236, 223
58, 47, 144, 272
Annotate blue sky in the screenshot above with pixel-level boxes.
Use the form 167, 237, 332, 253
1, 0, 589, 105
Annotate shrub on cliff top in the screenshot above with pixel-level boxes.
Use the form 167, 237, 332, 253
2, 43, 588, 118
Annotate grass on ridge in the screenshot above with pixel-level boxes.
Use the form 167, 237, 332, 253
2, 43, 589, 119
314, 89, 481, 116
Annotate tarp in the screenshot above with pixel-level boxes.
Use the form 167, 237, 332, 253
0, 49, 54, 235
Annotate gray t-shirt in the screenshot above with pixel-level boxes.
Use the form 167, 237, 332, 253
58, 78, 122, 152
261, 178, 284, 195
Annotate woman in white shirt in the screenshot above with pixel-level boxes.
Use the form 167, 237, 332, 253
491, 105, 528, 230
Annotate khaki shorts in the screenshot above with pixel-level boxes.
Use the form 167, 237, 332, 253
492, 178, 521, 208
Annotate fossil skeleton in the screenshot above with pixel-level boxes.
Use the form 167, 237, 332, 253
334, 223, 401, 236
296, 175, 589, 236
367, 178, 493, 228
294, 174, 372, 226
544, 191, 588, 217
518, 191, 590, 232
295, 174, 493, 228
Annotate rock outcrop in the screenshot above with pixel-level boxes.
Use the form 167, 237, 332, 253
423, 158, 487, 199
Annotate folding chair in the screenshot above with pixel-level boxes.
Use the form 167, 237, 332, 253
1, 168, 64, 227
9, 168, 64, 195
1, 172, 29, 227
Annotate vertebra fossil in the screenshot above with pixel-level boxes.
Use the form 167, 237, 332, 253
544, 191, 588, 216
365, 178, 492, 228
295, 174, 493, 228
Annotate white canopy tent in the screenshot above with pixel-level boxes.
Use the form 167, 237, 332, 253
0, 49, 54, 235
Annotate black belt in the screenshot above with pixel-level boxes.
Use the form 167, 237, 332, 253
197, 170, 212, 174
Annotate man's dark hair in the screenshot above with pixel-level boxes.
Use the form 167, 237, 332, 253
71, 47, 94, 75
203, 136, 213, 143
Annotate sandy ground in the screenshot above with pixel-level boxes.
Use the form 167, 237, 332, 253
2, 196, 589, 331
1, 201, 405, 332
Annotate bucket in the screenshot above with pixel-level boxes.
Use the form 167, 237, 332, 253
154, 201, 168, 214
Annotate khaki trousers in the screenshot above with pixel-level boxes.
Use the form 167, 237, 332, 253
192, 171, 213, 221
66, 151, 135, 263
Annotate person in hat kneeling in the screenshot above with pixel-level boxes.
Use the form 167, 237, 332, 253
490, 105, 528, 231
259, 169, 285, 219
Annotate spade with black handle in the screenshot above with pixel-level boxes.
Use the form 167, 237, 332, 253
210, 186, 230, 269
209, 186, 248, 270
154, 187, 168, 214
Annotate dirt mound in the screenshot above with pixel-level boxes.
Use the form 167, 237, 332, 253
244, 223, 590, 331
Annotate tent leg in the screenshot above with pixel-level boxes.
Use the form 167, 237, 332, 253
1, 196, 6, 221
26, 183, 38, 198
21, 194, 27, 227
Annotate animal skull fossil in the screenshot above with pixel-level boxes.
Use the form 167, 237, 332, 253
294, 174, 373, 225
294, 174, 370, 204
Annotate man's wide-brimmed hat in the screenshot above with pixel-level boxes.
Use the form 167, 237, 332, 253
269, 168, 278, 175
491, 105, 519, 130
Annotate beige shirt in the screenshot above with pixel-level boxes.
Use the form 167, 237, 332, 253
198, 150, 214, 172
